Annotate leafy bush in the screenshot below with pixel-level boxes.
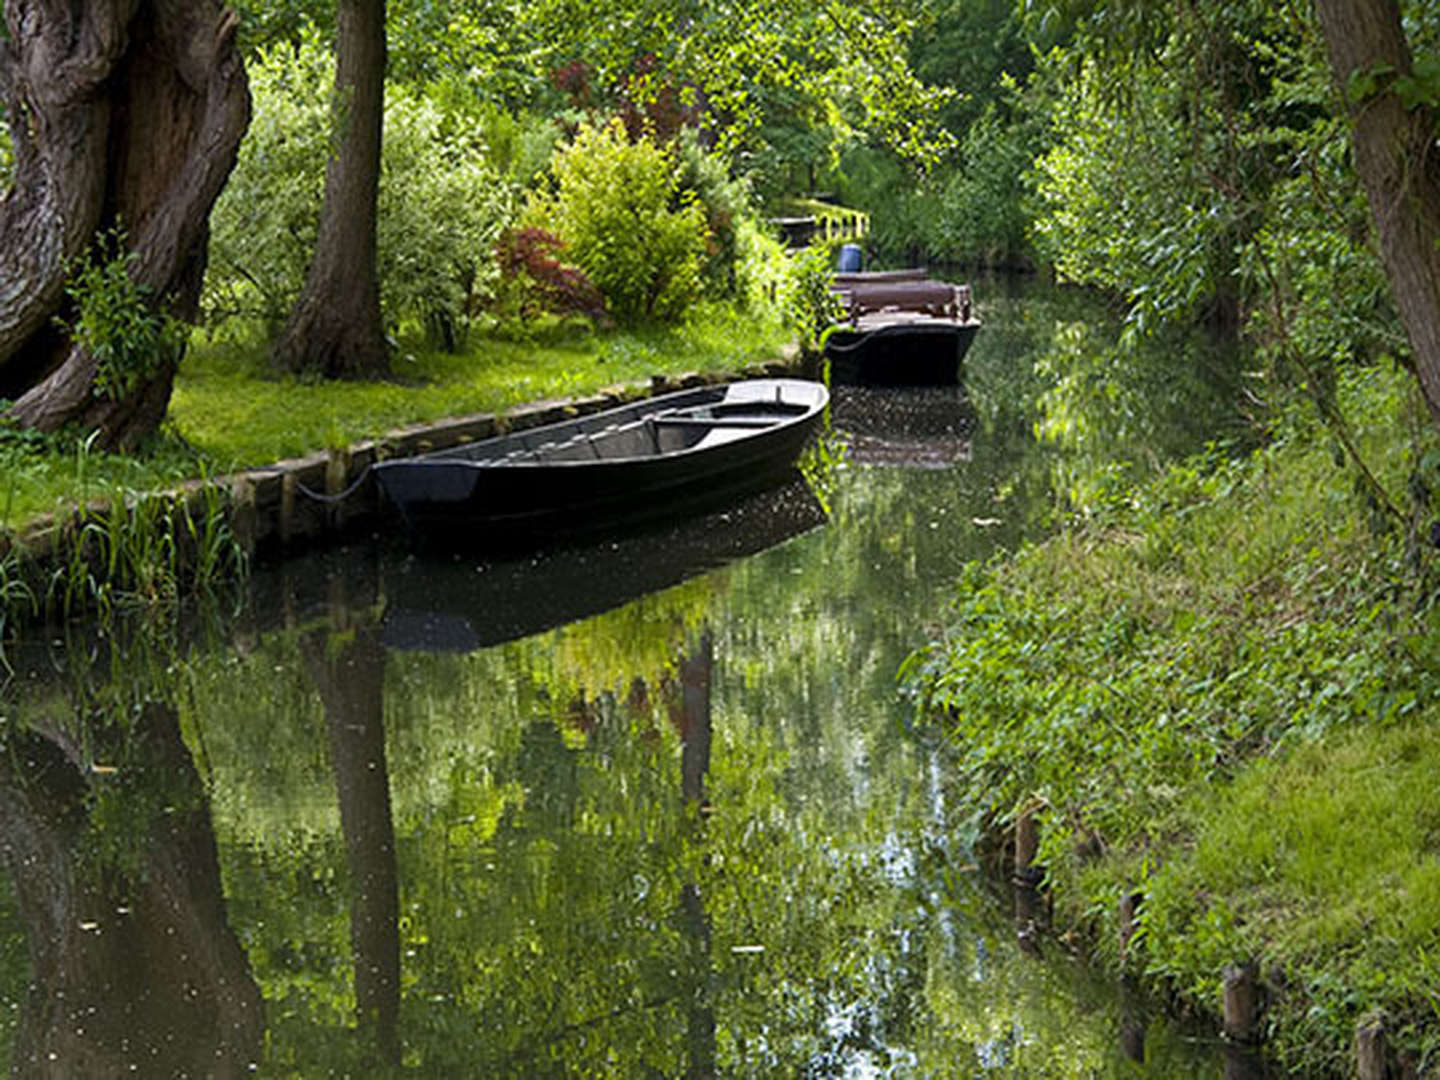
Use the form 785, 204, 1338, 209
780, 243, 844, 356
674, 130, 753, 298
493, 226, 608, 324
731, 216, 790, 319
66, 231, 184, 402
932, 105, 1040, 268
524, 119, 708, 327
377, 86, 512, 349
206, 33, 511, 347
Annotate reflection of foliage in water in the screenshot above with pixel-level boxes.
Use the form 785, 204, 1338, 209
0, 278, 1241, 1075
1035, 319, 1251, 511
0, 871, 19, 1074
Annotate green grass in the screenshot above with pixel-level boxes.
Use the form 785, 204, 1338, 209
905, 362, 1440, 1074
0, 303, 793, 528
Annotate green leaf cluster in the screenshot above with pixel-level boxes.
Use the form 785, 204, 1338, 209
64, 232, 184, 403
524, 119, 709, 327
206, 32, 512, 348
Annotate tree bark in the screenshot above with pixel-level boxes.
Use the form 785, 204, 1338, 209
1314, 0, 1440, 429
0, 1, 250, 449
271, 0, 390, 379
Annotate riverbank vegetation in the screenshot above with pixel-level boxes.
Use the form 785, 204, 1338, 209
906, 360, 1440, 1073
893, 1, 1440, 1071
5, 0, 1440, 1070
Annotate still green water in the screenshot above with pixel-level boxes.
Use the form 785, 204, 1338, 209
0, 280, 1249, 1076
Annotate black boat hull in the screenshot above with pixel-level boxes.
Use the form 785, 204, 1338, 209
824, 320, 979, 387
373, 379, 828, 545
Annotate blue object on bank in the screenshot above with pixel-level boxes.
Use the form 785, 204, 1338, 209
836, 243, 864, 272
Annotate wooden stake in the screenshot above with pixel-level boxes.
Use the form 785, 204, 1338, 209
1356, 1014, 1388, 1080
1222, 961, 1261, 1045
1118, 890, 1143, 966
1014, 805, 1043, 886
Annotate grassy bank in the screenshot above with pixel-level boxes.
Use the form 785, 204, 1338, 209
904, 362, 1440, 1074
0, 304, 793, 529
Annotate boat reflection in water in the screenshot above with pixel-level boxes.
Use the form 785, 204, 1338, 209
0, 281, 1242, 1077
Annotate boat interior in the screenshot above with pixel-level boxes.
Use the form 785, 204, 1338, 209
455, 395, 815, 465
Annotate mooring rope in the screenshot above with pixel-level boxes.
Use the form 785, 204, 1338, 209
293, 462, 375, 504
823, 321, 947, 354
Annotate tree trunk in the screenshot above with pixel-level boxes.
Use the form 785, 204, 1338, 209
1314, 0, 1440, 429
0, 1, 250, 449
271, 0, 390, 379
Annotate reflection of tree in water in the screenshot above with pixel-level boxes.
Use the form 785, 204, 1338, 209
301, 589, 401, 1068
0, 690, 262, 1076
669, 629, 716, 1079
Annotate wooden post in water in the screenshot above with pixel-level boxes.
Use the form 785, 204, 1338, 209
1014, 804, 1043, 887
324, 448, 348, 534
1118, 889, 1144, 967
1222, 961, 1261, 1045
1356, 1013, 1388, 1080
229, 475, 257, 561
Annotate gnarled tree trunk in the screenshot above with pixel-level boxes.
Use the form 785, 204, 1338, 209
1314, 0, 1440, 430
0, 0, 250, 449
271, 0, 390, 379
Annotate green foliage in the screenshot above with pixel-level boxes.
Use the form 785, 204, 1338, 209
206, 34, 511, 347
730, 215, 791, 319
64, 232, 184, 402
205, 36, 330, 327
833, 98, 1042, 269
519, 0, 952, 168
780, 243, 844, 356
525, 119, 709, 327
931, 103, 1040, 267
1031, 52, 1234, 331
377, 85, 513, 349
674, 130, 754, 298
905, 362, 1440, 1074
1239, 116, 1402, 381
43, 480, 246, 622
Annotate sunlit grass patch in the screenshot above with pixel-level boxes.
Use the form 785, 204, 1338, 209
1127, 720, 1440, 1073
0, 303, 792, 529
173, 303, 792, 468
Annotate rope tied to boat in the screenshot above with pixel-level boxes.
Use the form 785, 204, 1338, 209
293, 462, 375, 504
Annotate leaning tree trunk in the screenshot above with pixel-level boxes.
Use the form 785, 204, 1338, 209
271, 0, 390, 379
1314, 0, 1440, 430
0, 0, 250, 450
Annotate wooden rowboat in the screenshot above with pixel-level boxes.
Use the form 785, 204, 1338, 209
373, 378, 829, 543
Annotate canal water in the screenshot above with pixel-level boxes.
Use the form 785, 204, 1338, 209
0, 281, 1248, 1076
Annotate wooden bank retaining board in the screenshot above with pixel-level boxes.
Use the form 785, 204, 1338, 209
8, 361, 806, 572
